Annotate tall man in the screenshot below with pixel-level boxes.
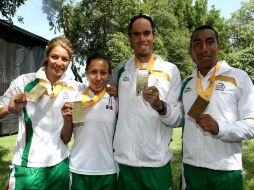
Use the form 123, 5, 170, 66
110, 13, 182, 190
181, 25, 254, 190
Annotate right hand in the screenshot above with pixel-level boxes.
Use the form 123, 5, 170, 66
61, 102, 73, 123
8, 93, 28, 113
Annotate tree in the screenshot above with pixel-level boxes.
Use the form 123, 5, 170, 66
42, 0, 224, 80
226, 0, 254, 80
228, 0, 254, 50
42, 0, 141, 81
0, 0, 27, 23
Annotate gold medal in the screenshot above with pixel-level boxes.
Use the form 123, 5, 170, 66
72, 101, 85, 123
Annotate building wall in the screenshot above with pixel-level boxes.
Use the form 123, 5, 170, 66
0, 21, 48, 135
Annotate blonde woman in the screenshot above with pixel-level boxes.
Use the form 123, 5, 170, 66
0, 36, 83, 190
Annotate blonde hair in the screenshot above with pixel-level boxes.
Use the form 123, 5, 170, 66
43, 36, 73, 67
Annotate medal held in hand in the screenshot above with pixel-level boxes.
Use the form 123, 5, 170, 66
136, 69, 149, 95
28, 84, 47, 102
188, 63, 220, 119
72, 101, 85, 123
187, 95, 209, 120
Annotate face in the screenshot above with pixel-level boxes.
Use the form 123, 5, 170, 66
46, 46, 70, 82
86, 59, 110, 93
189, 29, 220, 74
129, 18, 156, 59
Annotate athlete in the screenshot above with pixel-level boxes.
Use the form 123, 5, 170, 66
181, 25, 254, 190
61, 53, 117, 190
0, 36, 83, 189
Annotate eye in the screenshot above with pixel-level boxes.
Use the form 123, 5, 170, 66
207, 39, 215, 45
132, 32, 141, 37
90, 70, 97, 75
144, 31, 152, 36
100, 71, 108, 76
192, 41, 201, 47
61, 57, 70, 62
51, 55, 59, 60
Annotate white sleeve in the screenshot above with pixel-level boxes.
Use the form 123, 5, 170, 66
159, 65, 183, 127
0, 77, 24, 108
216, 71, 254, 142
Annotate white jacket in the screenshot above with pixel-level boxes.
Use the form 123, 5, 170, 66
182, 61, 254, 170
110, 55, 182, 167
70, 90, 118, 175
0, 67, 84, 167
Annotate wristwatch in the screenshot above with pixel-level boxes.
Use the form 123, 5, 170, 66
157, 100, 167, 114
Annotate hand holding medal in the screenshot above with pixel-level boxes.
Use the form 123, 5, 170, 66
196, 114, 219, 135
7, 93, 28, 113
61, 102, 74, 124
143, 86, 167, 115
61, 101, 85, 124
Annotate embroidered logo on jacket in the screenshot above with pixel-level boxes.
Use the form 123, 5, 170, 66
184, 87, 191, 93
122, 76, 129, 81
215, 82, 225, 91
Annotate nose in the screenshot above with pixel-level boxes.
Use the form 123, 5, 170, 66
139, 34, 146, 41
96, 73, 102, 80
55, 58, 63, 65
200, 42, 208, 53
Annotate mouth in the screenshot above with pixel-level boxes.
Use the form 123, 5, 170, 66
93, 82, 104, 87
53, 66, 64, 72
197, 55, 211, 60
138, 44, 148, 48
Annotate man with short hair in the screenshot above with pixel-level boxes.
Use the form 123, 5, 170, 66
110, 13, 182, 190
181, 25, 254, 190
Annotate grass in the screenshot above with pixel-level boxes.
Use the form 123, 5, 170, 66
0, 134, 17, 189
0, 128, 254, 189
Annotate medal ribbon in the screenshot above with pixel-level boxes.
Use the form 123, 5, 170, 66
39, 79, 74, 97
196, 63, 220, 100
135, 54, 155, 72
81, 87, 106, 108
135, 55, 170, 81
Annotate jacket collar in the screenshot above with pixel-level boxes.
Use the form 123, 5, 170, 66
36, 67, 69, 84
189, 60, 232, 78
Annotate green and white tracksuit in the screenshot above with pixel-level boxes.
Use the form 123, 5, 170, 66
0, 67, 84, 189
110, 55, 182, 189
69, 89, 118, 189
70, 90, 117, 175
181, 61, 254, 189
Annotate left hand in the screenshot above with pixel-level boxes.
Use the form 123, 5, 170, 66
106, 85, 118, 98
196, 114, 219, 135
142, 86, 163, 112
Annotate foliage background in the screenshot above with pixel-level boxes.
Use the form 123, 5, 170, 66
2, 0, 253, 81
40, 0, 254, 82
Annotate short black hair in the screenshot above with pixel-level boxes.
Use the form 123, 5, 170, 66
86, 52, 112, 73
128, 13, 156, 36
190, 25, 219, 47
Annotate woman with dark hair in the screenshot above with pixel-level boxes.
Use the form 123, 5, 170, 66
0, 36, 83, 190
61, 53, 118, 190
